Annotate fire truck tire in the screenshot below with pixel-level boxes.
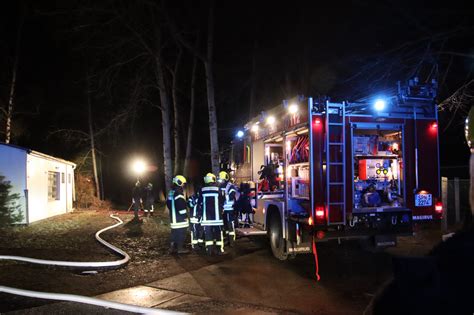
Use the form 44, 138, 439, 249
269, 214, 288, 261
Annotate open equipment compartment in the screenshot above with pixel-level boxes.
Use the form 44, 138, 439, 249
351, 123, 406, 213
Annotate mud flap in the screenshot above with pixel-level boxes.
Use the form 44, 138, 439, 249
375, 234, 397, 248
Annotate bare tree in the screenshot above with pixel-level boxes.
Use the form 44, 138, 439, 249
170, 46, 183, 174
167, 0, 220, 174
86, 67, 101, 200
184, 46, 198, 177
4, 10, 25, 144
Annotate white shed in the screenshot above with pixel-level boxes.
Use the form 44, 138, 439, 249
0, 143, 76, 224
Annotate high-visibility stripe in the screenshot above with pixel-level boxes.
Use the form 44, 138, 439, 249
205, 241, 214, 246
214, 195, 219, 222
229, 189, 237, 194
191, 240, 199, 244
171, 223, 189, 229
203, 196, 207, 222
179, 209, 187, 214
231, 221, 236, 240
175, 195, 186, 201
190, 218, 199, 223
169, 191, 177, 224
219, 230, 224, 252
198, 239, 203, 243
201, 220, 223, 226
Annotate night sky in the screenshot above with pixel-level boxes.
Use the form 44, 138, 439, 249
1, 1, 472, 204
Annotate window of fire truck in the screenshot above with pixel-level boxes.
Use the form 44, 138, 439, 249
352, 129, 404, 210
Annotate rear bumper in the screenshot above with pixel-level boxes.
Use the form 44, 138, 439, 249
314, 210, 413, 240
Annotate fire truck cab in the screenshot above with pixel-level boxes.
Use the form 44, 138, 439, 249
230, 79, 441, 260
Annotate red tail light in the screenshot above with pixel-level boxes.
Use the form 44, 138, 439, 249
315, 206, 325, 220
315, 118, 321, 125
435, 202, 443, 213
431, 122, 438, 129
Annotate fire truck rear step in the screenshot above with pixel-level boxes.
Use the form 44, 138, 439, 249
235, 226, 267, 236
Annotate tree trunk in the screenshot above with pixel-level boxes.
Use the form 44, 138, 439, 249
86, 70, 101, 200
205, 0, 220, 175
156, 55, 173, 194
184, 52, 198, 177
172, 47, 183, 174
5, 13, 24, 144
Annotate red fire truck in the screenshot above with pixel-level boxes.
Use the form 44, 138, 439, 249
230, 79, 441, 260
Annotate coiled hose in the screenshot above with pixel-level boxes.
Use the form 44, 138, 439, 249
0, 214, 184, 314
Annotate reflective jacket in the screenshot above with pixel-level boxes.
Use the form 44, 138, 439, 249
167, 186, 189, 229
187, 192, 201, 224
198, 184, 223, 226
221, 182, 237, 212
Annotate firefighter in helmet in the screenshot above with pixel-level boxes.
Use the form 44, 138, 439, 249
218, 171, 238, 246
198, 173, 225, 255
188, 189, 203, 251
143, 182, 155, 217
131, 180, 143, 221
167, 175, 190, 254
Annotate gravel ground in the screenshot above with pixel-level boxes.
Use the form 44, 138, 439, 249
0, 208, 445, 313
0, 207, 258, 313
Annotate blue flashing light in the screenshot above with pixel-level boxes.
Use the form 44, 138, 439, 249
374, 99, 386, 111
236, 130, 244, 138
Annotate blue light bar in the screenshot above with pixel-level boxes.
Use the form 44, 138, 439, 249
374, 99, 386, 111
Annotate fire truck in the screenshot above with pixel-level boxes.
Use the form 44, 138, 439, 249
229, 79, 441, 260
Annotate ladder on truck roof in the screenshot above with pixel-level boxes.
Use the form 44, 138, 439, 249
325, 102, 346, 225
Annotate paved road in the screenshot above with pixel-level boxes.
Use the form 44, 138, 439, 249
5, 233, 437, 314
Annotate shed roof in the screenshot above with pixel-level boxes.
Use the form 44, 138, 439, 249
0, 143, 76, 167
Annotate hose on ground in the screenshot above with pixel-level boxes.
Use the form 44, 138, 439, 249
312, 237, 321, 281
0, 214, 129, 268
0, 214, 185, 314
0, 285, 180, 315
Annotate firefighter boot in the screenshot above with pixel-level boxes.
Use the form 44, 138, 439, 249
168, 242, 177, 255
177, 247, 190, 254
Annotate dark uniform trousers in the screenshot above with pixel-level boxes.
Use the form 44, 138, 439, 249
221, 183, 237, 243
199, 185, 224, 254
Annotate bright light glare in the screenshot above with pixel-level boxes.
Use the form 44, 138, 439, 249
266, 116, 276, 125
131, 159, 147, 175
374, 99, 386, 111
236, 130, 244, 138
288, 103, 298, 114
251, 124, 259, 132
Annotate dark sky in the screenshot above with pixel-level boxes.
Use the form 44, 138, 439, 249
1, 0, 472, 202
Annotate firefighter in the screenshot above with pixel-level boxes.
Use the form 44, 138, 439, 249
167, 175, 190, 254
198, 173, 225, 255
143, 182, 155, 217
218, 171, 238, 245
187, 190, 204, 251
131, 180, 143, 221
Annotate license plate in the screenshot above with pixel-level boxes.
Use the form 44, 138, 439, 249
415, 194, 432, 207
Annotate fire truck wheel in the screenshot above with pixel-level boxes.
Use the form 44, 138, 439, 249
269, 214, 288, 261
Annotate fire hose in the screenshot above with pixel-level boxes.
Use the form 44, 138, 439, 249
0, 214, 184, 314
